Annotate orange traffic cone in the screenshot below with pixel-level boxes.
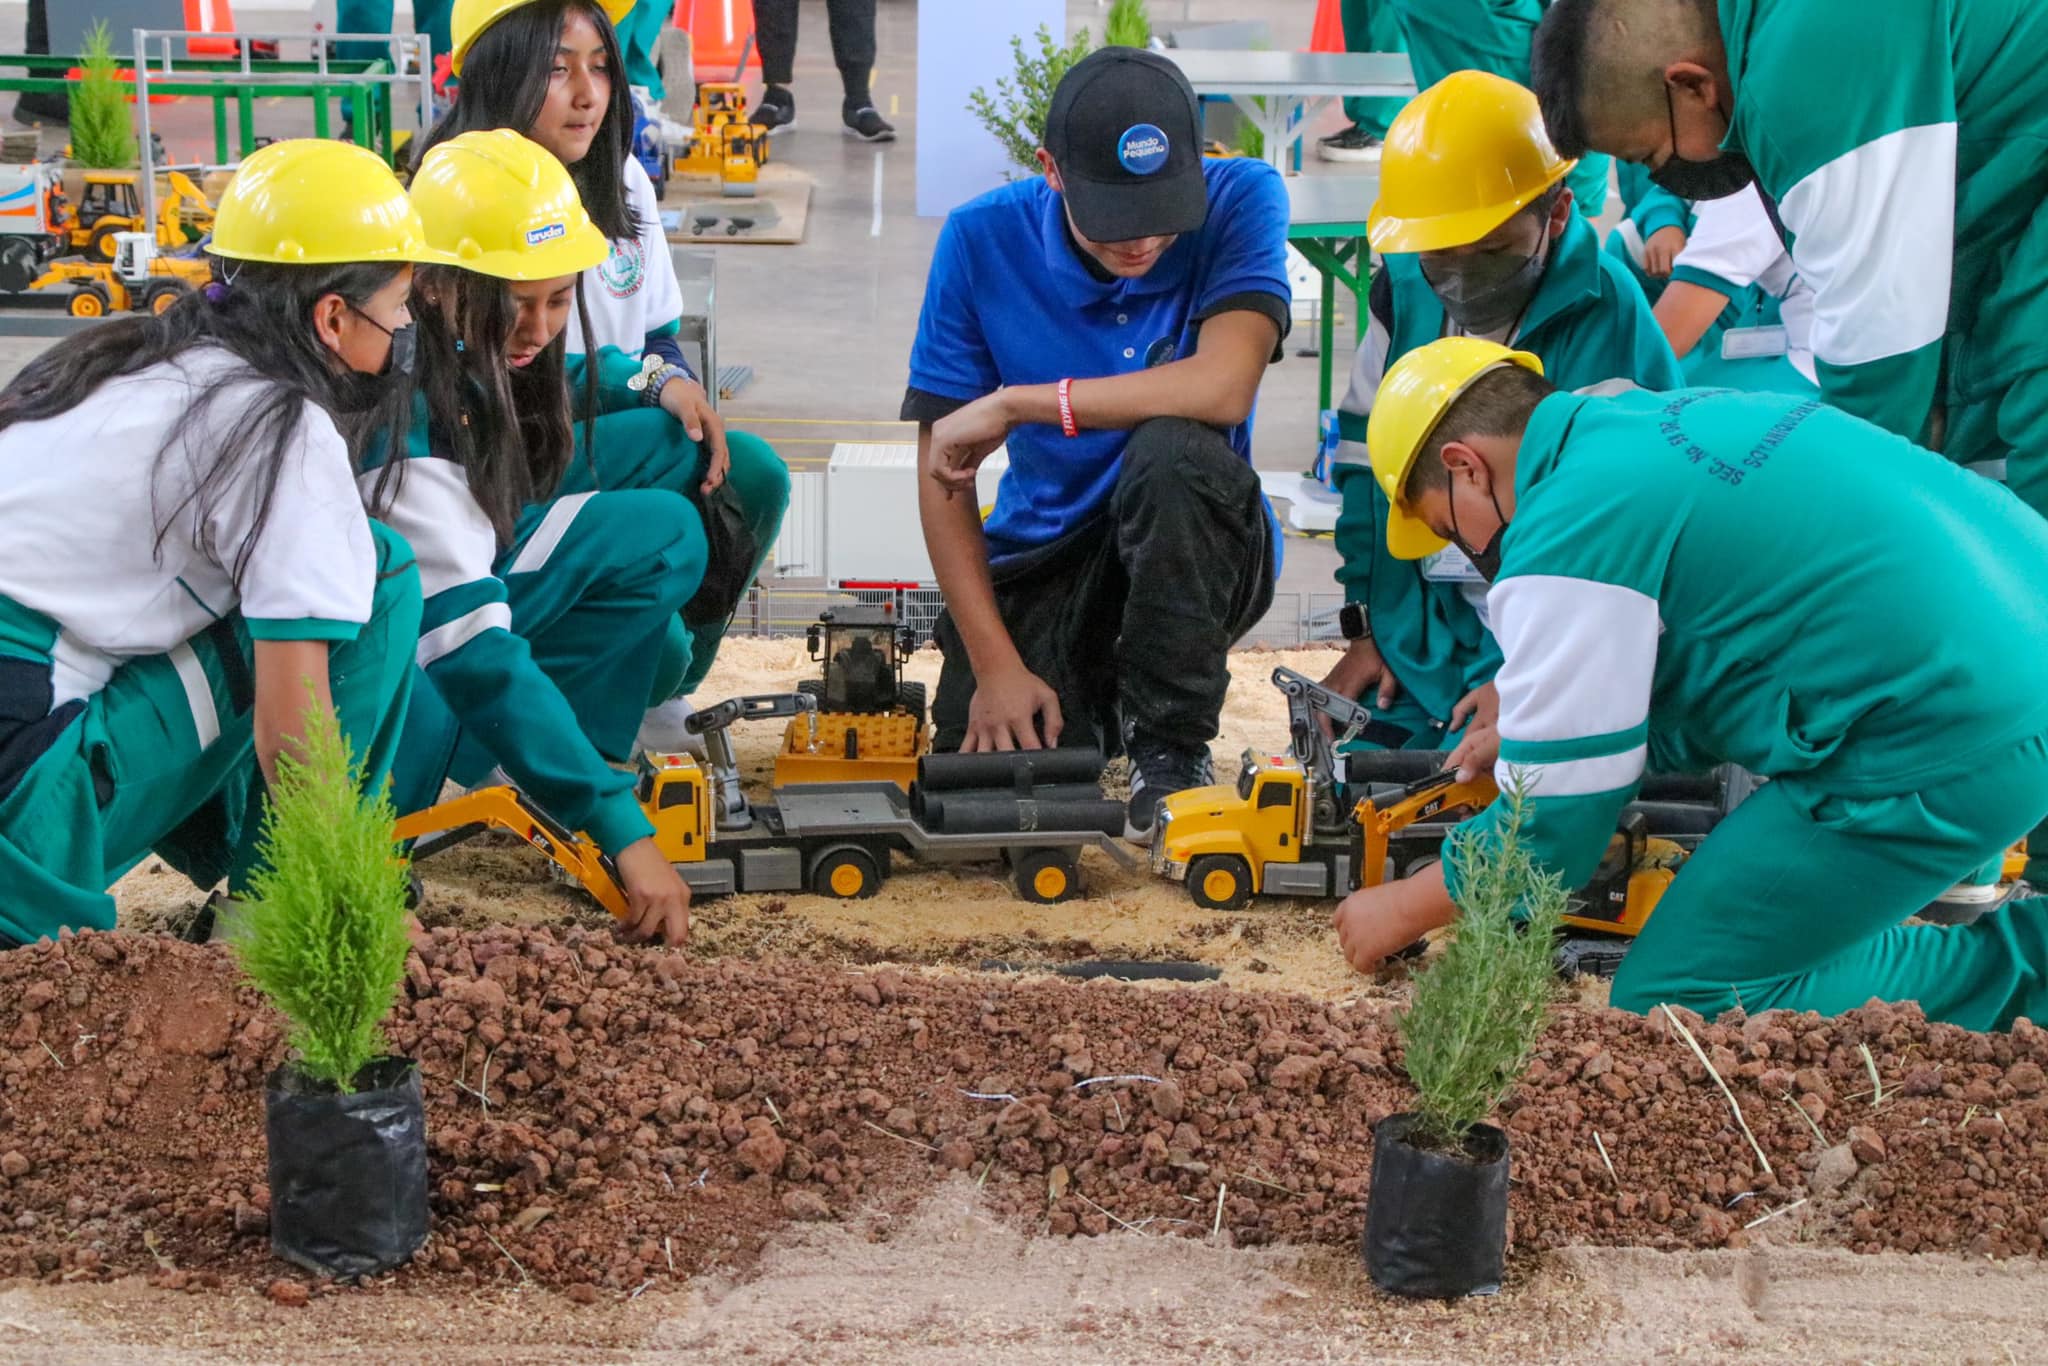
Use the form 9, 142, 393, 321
1309, 0, 1347, 53
675, 0, 762, 81
186, 0, 241, 57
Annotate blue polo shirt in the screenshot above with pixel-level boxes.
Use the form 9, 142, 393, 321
903, 156, 1292, 562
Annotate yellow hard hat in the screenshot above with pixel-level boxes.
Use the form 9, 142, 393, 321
411, 130, 610, 280
1367, 337, 1544, 560
209, 139, 437, 265
449, 0, 635, 74
1368, 71, 1577, 255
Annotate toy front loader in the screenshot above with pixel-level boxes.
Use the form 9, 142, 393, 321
393, 787, 629, 921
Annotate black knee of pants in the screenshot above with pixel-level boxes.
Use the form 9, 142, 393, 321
930, 419, 1275, 754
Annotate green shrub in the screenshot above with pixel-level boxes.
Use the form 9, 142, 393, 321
1104, 0, 1153, 49
967, 25, 1094, 174
229, 701, 412, 1093
1399, 778, 1566, 1150
70, 23, 138, 170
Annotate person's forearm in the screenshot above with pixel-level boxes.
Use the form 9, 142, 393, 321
252, 639, 336, 785
1652, 279, 1734, 360
1005, 351, 1263, 432
918, 432, 1020, 676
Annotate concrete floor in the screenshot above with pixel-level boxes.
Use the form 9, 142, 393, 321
0, 0, 1353, 615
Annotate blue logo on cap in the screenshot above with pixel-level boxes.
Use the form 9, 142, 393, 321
1118, 123, 1170, 176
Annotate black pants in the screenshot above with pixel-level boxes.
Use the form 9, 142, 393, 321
932, 418, 1277, 754
17, 0, 67, 121
755, 0, 878, 106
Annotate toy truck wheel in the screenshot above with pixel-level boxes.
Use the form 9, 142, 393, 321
1013, 848, 1079, 904
68, 286, 109, 318
87, 224, 121, 260
897, 681, 927, 726
1187, 854, 1253, 911
812, 846, 882, 899
796, 679, 824, 702
145, 282, 187, 315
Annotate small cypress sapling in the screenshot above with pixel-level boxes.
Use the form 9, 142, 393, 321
1104, 0, 1153, 49
229, 700, 412, 1093
70, 23, 139, 170
1399, 778, 1566, 1151
967, 25, 1094, 174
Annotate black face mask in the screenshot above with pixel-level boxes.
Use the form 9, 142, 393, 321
1448, 477, 1511, 583
1649, 86, 1755, 201
1421, 233, 1548, 336
328, 305, 418, 414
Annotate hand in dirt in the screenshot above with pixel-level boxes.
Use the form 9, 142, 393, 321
926, 391, 1013, 498
1332, 866, 1458, 974
659, 376, 730, 495
964, 663, 1063, 752
1643, 224, 1688, 277
1319, 636, 1401, 728
615, 838, 692, 947
1448, 682, 1501, 781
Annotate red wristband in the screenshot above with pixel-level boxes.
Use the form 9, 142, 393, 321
1057, 378, 1078, 438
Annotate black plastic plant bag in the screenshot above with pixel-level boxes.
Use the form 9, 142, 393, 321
265, 1056, 429, 1278
1362, 1112, 1509, 1298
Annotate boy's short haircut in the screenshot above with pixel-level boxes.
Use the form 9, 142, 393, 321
1402, 365, 1556, 502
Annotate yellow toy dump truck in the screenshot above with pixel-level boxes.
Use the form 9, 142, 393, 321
672, 82, 768, 197
776, 604, 929, 793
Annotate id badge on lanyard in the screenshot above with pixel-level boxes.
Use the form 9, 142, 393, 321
1421, 545, 1484, 583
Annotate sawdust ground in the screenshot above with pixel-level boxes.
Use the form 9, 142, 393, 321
2, 1184, 2039, 1364
115, 640, 1557, 1006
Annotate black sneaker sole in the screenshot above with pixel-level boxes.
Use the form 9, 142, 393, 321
759, 118, 796, 137
843, 122, 896, 143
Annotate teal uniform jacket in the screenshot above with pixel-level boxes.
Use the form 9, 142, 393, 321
1718, 0, 2048, 500
361, 392, 656, 857
1388, 0, 1610, 217
1331, 212, 1682, 731
1442, 387, 2048, 1027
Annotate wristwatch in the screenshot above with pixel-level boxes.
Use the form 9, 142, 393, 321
1339, 602, 1372, 642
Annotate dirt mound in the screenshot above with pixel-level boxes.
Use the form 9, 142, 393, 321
1, 929, 2045, 1297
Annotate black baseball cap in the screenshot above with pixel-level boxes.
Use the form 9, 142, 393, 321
1044, 47, 1209, 243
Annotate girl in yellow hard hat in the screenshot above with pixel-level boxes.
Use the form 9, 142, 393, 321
364, 128, 695, 947
0, 139, 436, 947
424, 0, 789, 758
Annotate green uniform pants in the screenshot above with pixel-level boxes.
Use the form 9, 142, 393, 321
557, 409, 789, 698
1388, 0, 1610, 216
0, 523, 421, 946
408, 481, 705, 805
1339, 0, 1410, 139
335, 0, 454, 67
1611, 729, 2048, 1031
614, 0, 678, 99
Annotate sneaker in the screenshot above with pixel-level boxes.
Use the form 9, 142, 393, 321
755, 85, 796, 136
11, 93, 68, 127
1916, 878, 2016, 926
1316, 124, 1381, 163
843, 105, 896, 143
637, 696, 709, 760
1124, 731, 1215, 843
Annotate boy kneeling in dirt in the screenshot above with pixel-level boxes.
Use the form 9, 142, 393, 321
1331, 338, 2048, 1031
904, 48, 1289, 840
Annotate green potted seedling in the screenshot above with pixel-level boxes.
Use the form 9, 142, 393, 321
228, 703, 426, 1278
1364, 781, 1565, 1298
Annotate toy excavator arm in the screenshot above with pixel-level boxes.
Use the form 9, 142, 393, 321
392, 787, 630, 921
1355, 767, 1502, 888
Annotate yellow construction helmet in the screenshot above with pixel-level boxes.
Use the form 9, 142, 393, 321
1367, 337, 1544, 560
209, 139, 437, 265
411, 130, 610, 280
449, 0, 635, 74
1368, 71, 1577, 255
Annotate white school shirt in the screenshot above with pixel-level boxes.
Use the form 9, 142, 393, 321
566, 158, 684, 359
1676, 187, 1818, 385
0, 349, 375, 705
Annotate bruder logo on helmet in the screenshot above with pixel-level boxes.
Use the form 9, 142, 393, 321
525, 222, 566, 246
1118, 124, 1170, 176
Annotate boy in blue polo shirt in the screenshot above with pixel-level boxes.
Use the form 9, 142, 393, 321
904, 47, 1290, 838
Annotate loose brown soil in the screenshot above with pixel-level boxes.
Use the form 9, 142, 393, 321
3, 929, 2046, 1309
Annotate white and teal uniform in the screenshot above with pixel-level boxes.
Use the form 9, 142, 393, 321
1662, 188, 1814, 393
0, 351, 421, 944
567, 158, 789, 695
1447, 386, 2048, 1030
364, 390, 704, 854
1719, 0, 2048, 509
1331, 213, 1680, 746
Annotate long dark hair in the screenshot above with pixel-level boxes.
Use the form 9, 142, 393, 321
392, 264, 592, 544
418, 0, 639, 244
0, 259, 408, 586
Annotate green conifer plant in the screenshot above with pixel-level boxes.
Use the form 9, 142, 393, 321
1104, 0, 1153, 49
229, 701, 412, 1093
70, 23, 139, 170
1399, 779, 1566, 1150
967, 25, 1094, 174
